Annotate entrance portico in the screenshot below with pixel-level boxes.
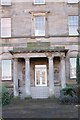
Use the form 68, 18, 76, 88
11, 49, 68, 99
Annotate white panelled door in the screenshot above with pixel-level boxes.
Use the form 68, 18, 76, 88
35, 65, 47, 86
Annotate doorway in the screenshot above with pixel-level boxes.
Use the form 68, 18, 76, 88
35, 65, 47, 86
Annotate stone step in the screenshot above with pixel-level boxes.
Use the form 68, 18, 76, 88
31, 87, 49, 99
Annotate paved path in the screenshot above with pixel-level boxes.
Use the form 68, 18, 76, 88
2, 99, 79, 118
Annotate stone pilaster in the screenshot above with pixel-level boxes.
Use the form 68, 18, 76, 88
60, 54, 66, 88
13, 58, 19, 97
25, 58, 31, 97
48, 57, 54, 96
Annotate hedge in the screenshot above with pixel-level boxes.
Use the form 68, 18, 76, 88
0, 84, 12, 105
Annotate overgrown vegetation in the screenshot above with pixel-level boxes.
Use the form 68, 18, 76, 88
0, 84, 12, 105
76, 53, 80, 84
59, 85, 80, 104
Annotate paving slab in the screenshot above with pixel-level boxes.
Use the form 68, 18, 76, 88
2, 99, 79, 118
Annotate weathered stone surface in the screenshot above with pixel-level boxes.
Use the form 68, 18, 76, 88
0, 1, 78, 95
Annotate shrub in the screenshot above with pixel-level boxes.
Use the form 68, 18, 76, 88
73, 84, 80, 103
59, 94, 78, 104
59, 86, 78, 104
60, 87, 75, 96
73, 84, 80, 96
76, 54, 80, 84
0, 84, 12, 105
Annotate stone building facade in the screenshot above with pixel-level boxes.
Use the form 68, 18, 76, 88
0, 0, 79, 98
78, 1, 80, 33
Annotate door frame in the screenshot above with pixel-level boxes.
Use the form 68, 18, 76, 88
35, 65, 47, 86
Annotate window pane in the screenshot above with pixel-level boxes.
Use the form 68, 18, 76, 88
69, 26, 78, 35
1, 18, 11, 38
34, 0, 45, 4
36, 71, 40, 85
35, 65, 47, 86
2, 60, 12, 80
1, 0, 11, 5
68, 16, 78, 35
68, 0, 78, 3
35, 16, 45, 36
70, 58, 76, 79
42, 70, 46, 84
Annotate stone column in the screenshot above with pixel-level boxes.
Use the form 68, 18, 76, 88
13, 58, 19, 97
60, 55, 66, 88
48, 57, 54, 96
25, 58, 31, 97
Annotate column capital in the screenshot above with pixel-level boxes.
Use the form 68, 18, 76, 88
60, 53, 66, 59
25, 57, 30, 60
48, 56, 54, 60
13, 58, 18, 62
46, 52, 54, 58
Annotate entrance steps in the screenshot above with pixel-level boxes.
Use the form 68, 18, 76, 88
19, 86, 61, 99
31, 87, 49, 99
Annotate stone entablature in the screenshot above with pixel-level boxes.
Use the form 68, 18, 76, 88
10, 48, 68, 58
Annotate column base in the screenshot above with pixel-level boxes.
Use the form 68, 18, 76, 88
25, 89, 31, 98
14, 93, 19, 97
24, 94, 32, 99
49, 89, 54, 97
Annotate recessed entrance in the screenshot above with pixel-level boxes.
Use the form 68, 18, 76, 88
30, 58, 49, 98
35, 65, 47, 86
